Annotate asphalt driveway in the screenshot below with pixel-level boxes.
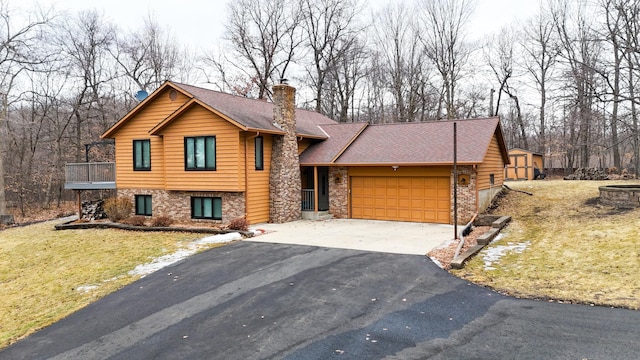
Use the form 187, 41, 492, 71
2, 241, 638, 359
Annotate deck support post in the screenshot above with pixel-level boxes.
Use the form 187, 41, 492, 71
76, 190, 83, 220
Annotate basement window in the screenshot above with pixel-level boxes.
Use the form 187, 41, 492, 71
191, 197, 222, 220
135, 195, 152, 216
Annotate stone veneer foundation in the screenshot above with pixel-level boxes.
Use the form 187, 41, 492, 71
118, 189, 245, 224
452, 165, 477, 224
269, 83, 302, 223
328, 167, 348, 218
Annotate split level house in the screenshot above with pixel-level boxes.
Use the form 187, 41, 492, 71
98, 81, 509, 225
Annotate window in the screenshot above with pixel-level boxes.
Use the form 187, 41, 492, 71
255, 136, 264, 170
489, 174, 495, 185
191, 197, 222, 220
135, 195, 152, 216
185, 136, 216, 170
133, 139, 151, 170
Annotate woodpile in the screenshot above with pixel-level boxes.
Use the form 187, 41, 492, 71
81, 200, 108, 220
563, 167, 609, 180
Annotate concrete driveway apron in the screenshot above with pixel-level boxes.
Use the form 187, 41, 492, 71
248, 219, 455, 255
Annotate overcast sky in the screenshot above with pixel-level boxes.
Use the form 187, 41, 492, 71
36, 0, 541, 50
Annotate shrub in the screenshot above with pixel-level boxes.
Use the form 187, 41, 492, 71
151, 216, 174, 227
121, 216, 147, 226
103, 197, 132, 222
227, 217, 248, 231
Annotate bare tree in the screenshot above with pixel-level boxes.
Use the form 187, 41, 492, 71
0, 1, 53, 218
299, 0, 362, 115
552, 0, 602, 169
485, 27, 529, 149
521, 5, 559, 155
419, 0, 475, 119
328, 37, 369, 122
55, 10, 116, 161
225, 0, 303, 99
620, 0, 640, 176
112, 14, 182, 93
372, 3, 430, 122
596, 0, 626, 170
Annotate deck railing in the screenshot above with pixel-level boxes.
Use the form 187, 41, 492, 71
301, 189, 314, 211
64, 162, 116, 189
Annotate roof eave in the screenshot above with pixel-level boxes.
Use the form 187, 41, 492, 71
332, 161, 479, 167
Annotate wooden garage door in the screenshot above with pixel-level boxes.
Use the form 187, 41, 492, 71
350, 176, 450, 224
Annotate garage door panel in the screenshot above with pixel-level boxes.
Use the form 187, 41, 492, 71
351, 175, 450, 224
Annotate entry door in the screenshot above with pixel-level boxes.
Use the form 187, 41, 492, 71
318, 167, 329, 211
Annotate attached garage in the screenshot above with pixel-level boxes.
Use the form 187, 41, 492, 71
350, 176, 450, 223
299, 118, 510, 225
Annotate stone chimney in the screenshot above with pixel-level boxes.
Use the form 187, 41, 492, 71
269, 83, 302, 223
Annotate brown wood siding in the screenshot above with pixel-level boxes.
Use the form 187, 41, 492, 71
478, 135, 506, 190
298, 138, 313, 154
159, 105, 243, 191
246, 133, 273, 224
114, 89, 190, 189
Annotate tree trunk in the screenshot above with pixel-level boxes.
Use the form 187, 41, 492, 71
0, 112, 6, 215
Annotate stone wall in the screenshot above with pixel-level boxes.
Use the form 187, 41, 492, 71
599, 185, 640, 208
329, 167, 348, 218
451, 165, 477, 224
269, 84, 302, 223
118, 189, 245, 224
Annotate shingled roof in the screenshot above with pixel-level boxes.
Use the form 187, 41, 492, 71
170, 83, 334, 138
103, 81, 336, 139
102, 81, 507, 167
299, 122, 368, 165
299, 117, 507, 166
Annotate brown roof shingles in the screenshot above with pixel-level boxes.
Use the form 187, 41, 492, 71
299, 122, 368, 165
174, 83, 335, 138
332, 118, 503, 165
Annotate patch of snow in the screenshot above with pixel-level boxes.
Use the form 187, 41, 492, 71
482, 240, 530, 270
249, 228, 267, 236
76, 285, 98, 293
128, 232, 242, 277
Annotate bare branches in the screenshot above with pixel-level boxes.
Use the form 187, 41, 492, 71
225, 0, 304, 99
419, 0, 475, 119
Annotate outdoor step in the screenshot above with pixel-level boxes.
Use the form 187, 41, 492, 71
450, 245, 485, 269
491, 216, 511, 229
477, 228, 500, 245
318, 213, 333, 221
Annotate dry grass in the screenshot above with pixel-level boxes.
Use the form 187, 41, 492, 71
0, 219, 213, 348
452, 179, 640, 309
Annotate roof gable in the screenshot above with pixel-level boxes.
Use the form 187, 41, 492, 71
102, 82, 189, 139
102, 81, 337, 139
299, 122, 368, 165
171, 82, 335, 138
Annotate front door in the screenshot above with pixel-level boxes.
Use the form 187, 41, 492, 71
318, 167, 329, 211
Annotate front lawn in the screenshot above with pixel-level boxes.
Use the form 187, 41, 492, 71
452, 179, 640, 309
0, 221, 216, 348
